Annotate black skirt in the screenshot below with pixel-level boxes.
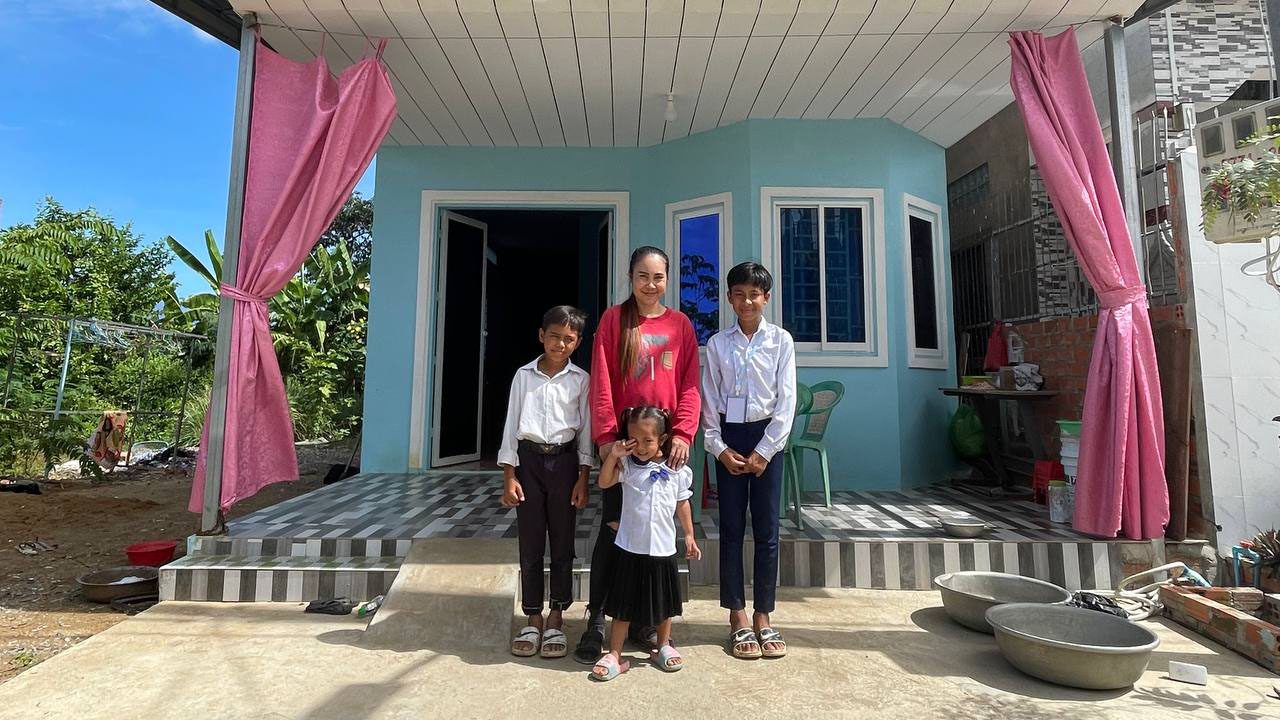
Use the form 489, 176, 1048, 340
603, 547, 683, 627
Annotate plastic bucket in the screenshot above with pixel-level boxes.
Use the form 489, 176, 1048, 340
1056, 420, 1082, 438
125, 540, 177, 567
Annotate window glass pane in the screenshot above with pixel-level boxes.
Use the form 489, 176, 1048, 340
1233, 114, 1256, 147
780, 207, 820, 343
1201, 125, 1224, 155
678, 213, 720, 345
1267, 105, 1280, 128
909, 215, 939, 351
822, 206, 865, 344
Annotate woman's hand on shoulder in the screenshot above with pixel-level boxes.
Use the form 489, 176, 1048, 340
668, 437, 690, 469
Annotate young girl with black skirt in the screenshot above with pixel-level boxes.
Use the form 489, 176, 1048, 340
590, 406, 701, 681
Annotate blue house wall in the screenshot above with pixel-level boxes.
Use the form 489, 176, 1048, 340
362, 118, 960, 489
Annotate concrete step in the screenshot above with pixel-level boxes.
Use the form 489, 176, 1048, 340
187, 536, 414, 559
159, 554, 402, 602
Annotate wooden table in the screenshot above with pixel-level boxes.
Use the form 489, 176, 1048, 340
941, 387, 1059, 489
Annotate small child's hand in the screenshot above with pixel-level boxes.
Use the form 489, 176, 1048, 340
685, 536, 702, 561
501, 478, 524, 508
570, 479, 589, 509
610, 439, 636, 459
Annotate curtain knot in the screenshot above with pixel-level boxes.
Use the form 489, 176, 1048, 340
219, 284, 270, 305
1097, 284, 1147, 309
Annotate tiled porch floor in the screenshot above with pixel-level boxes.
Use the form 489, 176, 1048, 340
223, 472, 1092, 544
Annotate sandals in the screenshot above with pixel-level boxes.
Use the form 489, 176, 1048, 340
730, 627, 762, 659
511, 625, 541, 657
573, 627, 605, 664
540, 628, 568, 658
757, 627, 788, 658
590, 653, 630, 681
656, 643, 684, 672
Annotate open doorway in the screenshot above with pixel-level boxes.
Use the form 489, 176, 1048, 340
430, 208, 611, 468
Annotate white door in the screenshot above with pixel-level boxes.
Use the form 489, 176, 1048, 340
430, 211, 489, 467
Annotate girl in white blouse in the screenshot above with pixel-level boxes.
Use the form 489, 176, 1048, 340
590, 406, 701, 681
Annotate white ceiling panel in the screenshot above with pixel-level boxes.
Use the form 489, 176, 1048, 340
533, 0, 575, 39
543, 37, 590, 145
647, 0, 686, 37
572, 0, 611, 38
404, 38, 493, 144
824, 0, 873, 34
858, 33, 957, 118
775, 34, 853, 117
576, 37, 615, 146
802, 33, 887, 118
720, 34, 786, 125
663, 35, 714, 142
611, 0, 648, 38
750, 35, 820, 117
754, 0, 801, 37
611, 37, 644, 145
471, 38, 541, 145
507, 38, 566, 145
884, 32, 995, 124
896, 0, 954, 34
681, 0, 724, 36
690, 36, 751, 134
455, 0, 505, 38
230, 0, 1146, 148
639, 37, 679, 145
493, 0, 539, 38
830, 34, 925, 118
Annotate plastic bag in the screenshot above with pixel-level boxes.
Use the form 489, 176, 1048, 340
1067, 592, 1129, 619
949, 405, 986, 459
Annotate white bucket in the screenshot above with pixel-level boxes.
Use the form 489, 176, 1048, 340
1048, 483, 1072, 523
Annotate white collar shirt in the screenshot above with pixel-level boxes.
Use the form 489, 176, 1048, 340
700, 318, 797, 462
613, 458, 694, 557
497, 356, 595, 468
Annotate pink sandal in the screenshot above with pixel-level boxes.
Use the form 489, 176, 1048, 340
656, 643, 683, 672
590, 653, 630, 681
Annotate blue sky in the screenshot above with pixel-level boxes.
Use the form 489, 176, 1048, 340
0, 0, 374, 294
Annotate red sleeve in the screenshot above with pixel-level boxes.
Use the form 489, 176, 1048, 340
671, 313, 702, 444
590, 306, 620, 446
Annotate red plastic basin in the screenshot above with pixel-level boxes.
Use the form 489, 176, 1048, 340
125, 540, 178, 567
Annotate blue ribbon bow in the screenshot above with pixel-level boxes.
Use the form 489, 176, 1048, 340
648, 468, 669, 484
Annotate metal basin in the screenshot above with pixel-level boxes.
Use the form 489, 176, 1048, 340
77, 566, 159, 604
934, 571, 1071, 633
940, 519, 992, 538
986, 603, 1159, 690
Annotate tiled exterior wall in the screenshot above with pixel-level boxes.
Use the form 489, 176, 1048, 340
1148, 0, 1275, 106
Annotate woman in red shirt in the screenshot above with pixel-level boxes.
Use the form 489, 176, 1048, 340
573, 245, 702, 663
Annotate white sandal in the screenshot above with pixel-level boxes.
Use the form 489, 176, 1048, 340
511, 625, 541, 657
540, 628, 568, 658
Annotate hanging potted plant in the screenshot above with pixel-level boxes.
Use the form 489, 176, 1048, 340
1201, 128, 1280, 291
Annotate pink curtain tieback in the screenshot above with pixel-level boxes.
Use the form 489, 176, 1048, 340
1097, 284, 1147, 309
219, 284, 270, 305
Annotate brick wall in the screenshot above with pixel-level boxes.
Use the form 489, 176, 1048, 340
1010, 304, 1206, 538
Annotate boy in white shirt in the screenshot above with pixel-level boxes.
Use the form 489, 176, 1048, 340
499, 306, 595, 659
701, 262, 796, 660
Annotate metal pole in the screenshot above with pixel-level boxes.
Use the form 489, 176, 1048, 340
1105, 20, 1146, 275
46, 320, 76, 482
1, 315, 20, 409
201, 12, 258, 534
1265, 0, 1279, 99
173, 341, 196, 450
124, 339, 151, 467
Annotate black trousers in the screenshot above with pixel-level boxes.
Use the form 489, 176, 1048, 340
715, 417, 783, 614
516, 446, 578, 615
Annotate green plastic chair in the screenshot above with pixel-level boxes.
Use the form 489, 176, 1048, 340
781, 383, 814, 524
788, 380, 844, 509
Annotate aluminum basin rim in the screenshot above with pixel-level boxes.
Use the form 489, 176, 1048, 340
987, 603, 1161, 655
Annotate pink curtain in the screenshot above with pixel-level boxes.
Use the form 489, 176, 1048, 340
1009, 30, 1168, 539
189, 38, 396, 513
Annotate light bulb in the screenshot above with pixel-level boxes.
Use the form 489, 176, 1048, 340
664, 93, 677, 123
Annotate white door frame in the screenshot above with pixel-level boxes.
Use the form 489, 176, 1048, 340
429, 211, 489, 467
409, 190, 630, 470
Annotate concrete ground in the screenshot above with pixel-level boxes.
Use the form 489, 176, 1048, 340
0, 587, 1276, 720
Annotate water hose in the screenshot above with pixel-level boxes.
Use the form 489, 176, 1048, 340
1097, 561, 1210, 621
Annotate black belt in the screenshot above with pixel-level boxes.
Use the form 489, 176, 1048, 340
518, 438, 575, 456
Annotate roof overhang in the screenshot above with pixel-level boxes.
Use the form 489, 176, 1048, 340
159, 0, 1158, 148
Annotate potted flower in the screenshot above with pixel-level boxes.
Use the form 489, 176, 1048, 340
1240, 528, 1280, 592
